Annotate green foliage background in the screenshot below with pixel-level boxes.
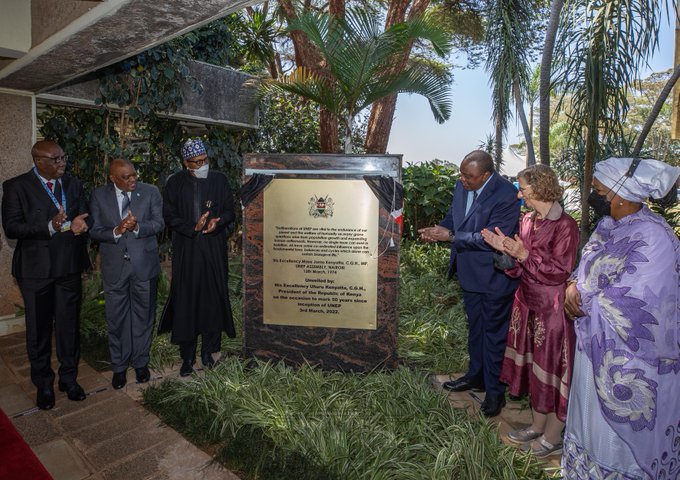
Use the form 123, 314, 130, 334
402, 161, 458, 240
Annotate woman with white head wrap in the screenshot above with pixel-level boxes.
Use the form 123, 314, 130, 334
562, 157, 680, 479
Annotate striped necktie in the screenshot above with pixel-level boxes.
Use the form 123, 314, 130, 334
121, 191, 130, 218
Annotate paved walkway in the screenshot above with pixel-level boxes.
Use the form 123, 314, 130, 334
0, 330, 240, 480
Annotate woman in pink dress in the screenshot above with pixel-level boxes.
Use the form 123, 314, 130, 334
482, 165, 579, 457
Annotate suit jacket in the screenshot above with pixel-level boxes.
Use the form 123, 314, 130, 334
440, 173, 520, 295
2, 171, 90, 279
89, 182, 164, 284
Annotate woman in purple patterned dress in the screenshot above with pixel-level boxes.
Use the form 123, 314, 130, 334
563, 157, 680, 479
482, 165, 579, 458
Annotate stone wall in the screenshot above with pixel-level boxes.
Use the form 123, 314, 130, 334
0, 92, 34, 315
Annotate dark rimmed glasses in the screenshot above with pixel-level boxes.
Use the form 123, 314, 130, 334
37, 155, 68, 165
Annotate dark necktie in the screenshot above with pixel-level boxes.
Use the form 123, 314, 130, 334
121, 191, 130, 218
473, 191, 478, 204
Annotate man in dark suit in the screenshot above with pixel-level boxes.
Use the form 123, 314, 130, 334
89, 159, 164, 389
2, 140, 90, 409
419, 150, 520, 417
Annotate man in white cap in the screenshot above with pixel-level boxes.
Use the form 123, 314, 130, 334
159, 138, 236, 376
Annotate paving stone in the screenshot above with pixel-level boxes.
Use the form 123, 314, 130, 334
84, 423, 176, 471
0, 359, 18, 384
100, 449, 162, 480
11, 411, 61, 446
0, 332, 25, 348
0, 383, 34, 416
33, 438, 92, 480
54, 393, 132, 429
156, 441, 240, 480
71, 408, 158, 448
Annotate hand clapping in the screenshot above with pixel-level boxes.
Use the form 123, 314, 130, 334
481, 227, 529, 262
115, 211, 137, 236
51, 207, 67, 232
71, 213, 89, 235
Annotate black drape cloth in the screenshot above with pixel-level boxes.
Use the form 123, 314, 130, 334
240, 174, 274, 207
363, 175, 403, 212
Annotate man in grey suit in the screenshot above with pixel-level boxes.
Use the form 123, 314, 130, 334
89, 159, 164, 389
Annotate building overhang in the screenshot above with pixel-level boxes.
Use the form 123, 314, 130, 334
0, 0, 261, 94
37, 61, 260, 129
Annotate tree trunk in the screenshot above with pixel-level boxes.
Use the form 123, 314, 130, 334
539, 0, 565, 166
330, 0, 345, 17
579, 130, 595, 247
320, 108, 340, 153
632, 63, 680, 156
494, 114, 503, 171
364, 0, 429, 154
279, 0, 341, 152
514, 78, 535, 167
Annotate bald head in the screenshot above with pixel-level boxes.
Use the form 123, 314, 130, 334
109, 159, 138, 192
32, 140, 61, 159
32, 140, 66, 180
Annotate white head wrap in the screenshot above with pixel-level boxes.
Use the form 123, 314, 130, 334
593, 157, 680, 202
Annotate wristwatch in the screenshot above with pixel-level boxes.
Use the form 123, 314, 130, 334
448, 230, 454, 241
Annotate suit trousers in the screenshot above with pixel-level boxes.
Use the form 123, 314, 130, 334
462, 290, 514, 395
179, 332, 221, 361
103, 260, 157, 373
17, 273, 82, 389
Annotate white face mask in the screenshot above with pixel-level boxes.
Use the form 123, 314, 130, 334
191, 163, 209, 179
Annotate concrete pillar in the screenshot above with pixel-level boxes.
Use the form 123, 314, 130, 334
0, 90, 35, 317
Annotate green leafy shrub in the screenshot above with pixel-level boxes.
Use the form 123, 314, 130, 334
402, 161, 458, 240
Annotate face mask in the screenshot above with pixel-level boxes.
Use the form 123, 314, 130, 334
191, 164, 209, 179
588, 191, 611, 217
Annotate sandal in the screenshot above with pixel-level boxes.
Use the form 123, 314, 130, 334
507, 427, 542, 444
521, 435, 562, 458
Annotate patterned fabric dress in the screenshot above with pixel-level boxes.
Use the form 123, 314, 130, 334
562, 206, 680, 479
500, 203, 579, 421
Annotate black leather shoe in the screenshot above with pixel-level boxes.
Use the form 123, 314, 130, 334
112, 371, 127, 390
135, 366, 150, 383
480, 393, 506, 417
180, 359, 194, 377
201, 352, 215, 369
58, 381, 86, 401
442, 377, 485, 392
36, 386, 55, 410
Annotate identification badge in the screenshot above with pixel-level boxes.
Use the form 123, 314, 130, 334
61, 221, 72, 232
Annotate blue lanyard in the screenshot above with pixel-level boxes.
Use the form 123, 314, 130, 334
33, 167, 66, 212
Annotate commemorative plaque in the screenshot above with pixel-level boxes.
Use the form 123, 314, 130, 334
242, 154, 401, 371
263, 178, 378, 329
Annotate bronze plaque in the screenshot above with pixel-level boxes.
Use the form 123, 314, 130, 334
263, 178, 378, 329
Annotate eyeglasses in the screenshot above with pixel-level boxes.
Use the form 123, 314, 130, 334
185, 157, 208, 166
37, 155, 68, 165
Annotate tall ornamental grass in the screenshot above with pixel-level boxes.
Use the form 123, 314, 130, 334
143, 359, 548, 479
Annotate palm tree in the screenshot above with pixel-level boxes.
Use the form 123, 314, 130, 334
261, 7, 452, 153
484, 0, 537, 171
538, 0, 565, 166
553, 0, 667, 244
